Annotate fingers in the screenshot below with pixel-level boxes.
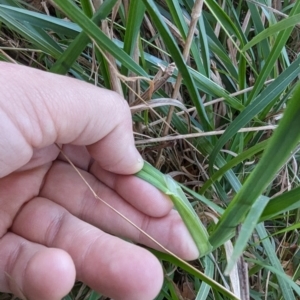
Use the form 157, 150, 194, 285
57, 144, 92, 171
0, 62, 143, 177
41, 161, 199, 260
0, 164, 51, 238
0, 233, 75, 300
89, 161, 174, 217
11, 198, 163, 300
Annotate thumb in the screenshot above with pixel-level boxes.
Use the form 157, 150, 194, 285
0, 63, 143, 177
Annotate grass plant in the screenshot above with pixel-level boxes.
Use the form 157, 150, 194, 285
1, 0, 300, 299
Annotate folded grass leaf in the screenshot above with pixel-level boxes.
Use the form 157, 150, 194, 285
136, 161, 212, 257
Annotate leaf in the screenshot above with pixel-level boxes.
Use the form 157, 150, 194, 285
209, 53, 300, 174
200, 140, 268, 193
245, 1, 300, 104
142, 0, 211, 131
136, 162, 212, 256
255, 224, 297, 299
209, 82, 300, 247
261, 185, 300, 221
52, 0, 149, 77
225, 196, 269, 274
121, 0, 145, 76
0, 8, 63, 57
50, 0, 119, 74
0, 4, 81, 37
242, 14, 300, 52
150, 249, 239, 300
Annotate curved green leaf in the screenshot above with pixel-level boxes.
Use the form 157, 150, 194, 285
151, 249, 239, 300
52, 0, 149, 77
210, 82, 300, 247
136, 162, 212, 257
209, 53, 300, 174
50, 0, 118, 74
243, 14, 300, 52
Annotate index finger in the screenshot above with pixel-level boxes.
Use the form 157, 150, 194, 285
0, 62, 143, 177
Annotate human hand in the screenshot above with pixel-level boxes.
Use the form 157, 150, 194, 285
0, 63, 198, 300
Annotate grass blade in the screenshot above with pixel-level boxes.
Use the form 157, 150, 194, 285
261, 186, 300, 221
150, 249, 239, 299
122, 0, 145, 58
50, 0, 118, 74
225, 196, 269, 274
0, 8, 63, 57
52, 0, 149, 77
255, 224, 297, 299
210, 82, 300, 247
142, 0, 211, 130
245, 1, 300, 104
136, 162, 212, 257
209, 53, 300, 174
200, 140, 268, 193
242, 14, 300, 52
195, 256, 214, 300
0, 4, 80, 36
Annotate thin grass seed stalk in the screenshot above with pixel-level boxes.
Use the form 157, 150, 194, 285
136, 161, 212, 257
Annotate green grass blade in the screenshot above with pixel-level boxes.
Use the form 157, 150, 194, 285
247, 2, 271, 61
122, 0, 145, 57
203, 0, 252, 84
247, 257, 300, 297
165, 0, 205, 74
256, 224, 297, 299
245, 1, 300, 104
52, 0, 149, 77
225, 196, 269, 274
142, 0, 211, 130
195, 256, 214, 300
80, 0, 93, 18
261, 186, 300, 221
150, 249, 239, 299
209, 82, 300, 247
191, 69, 244, 111
94, 48, 112, 89
0, 0, 21, 7
0, 9, 63, 57
121, 0, 145, 77
200, 140, 269, 193
0, 4, 81, 36
270, 223, 300, 237
180, 184, 224, 215
165, 175, 212, 256
166, 279, 180, 300
204, 0, 245, 45
135, 162, 169, 194
136, 162, 212, 257
198, 14, 210, 77
202, 13, 238, 80
50, 0, 118, 74
209, 53, 300, 174
87, 290, 102, 300
243, 14, 300, 52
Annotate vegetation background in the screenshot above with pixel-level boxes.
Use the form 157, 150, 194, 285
0, 0, 300, 299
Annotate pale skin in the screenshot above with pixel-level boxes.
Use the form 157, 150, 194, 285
0, 62, 198, 300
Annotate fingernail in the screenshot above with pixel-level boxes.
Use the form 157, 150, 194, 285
133, 154, 144, 172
